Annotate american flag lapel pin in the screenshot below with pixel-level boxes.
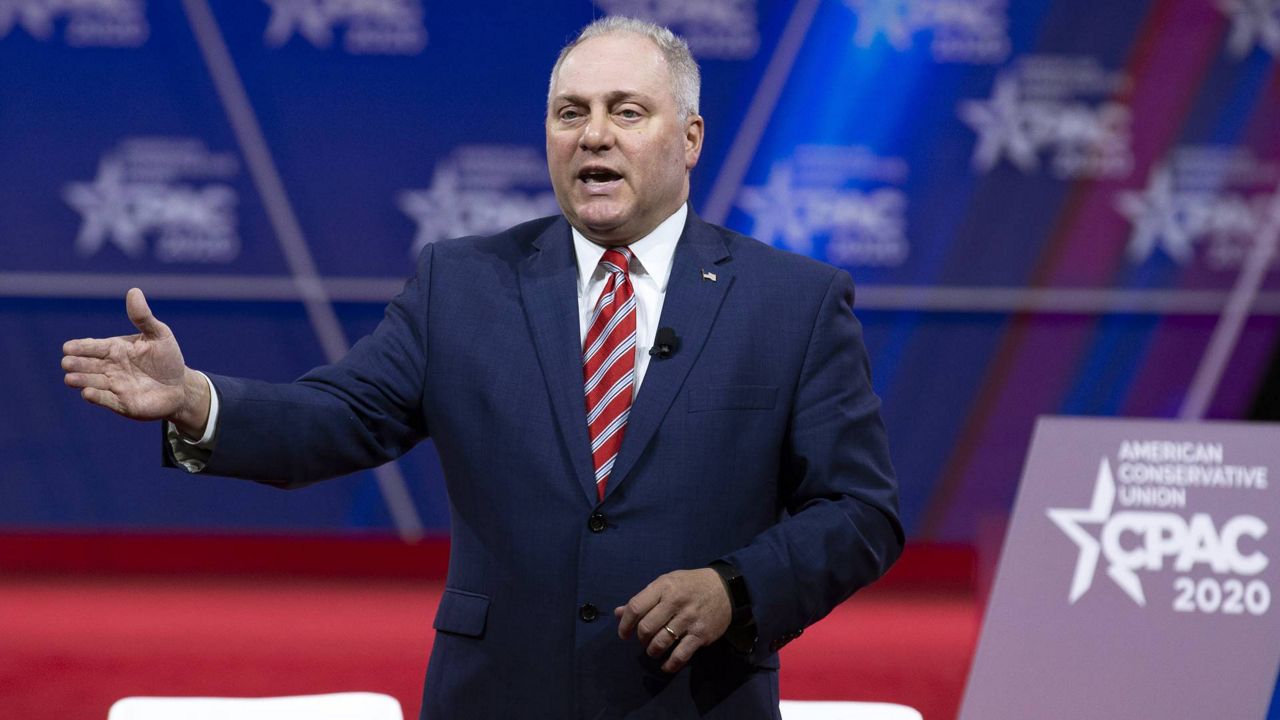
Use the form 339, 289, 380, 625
701, 269, 717, 282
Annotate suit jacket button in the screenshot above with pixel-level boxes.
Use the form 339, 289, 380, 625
588, 512, 606, 533
579, 603, 599, 622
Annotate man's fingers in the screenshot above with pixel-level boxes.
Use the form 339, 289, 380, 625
644, 615, 684, 658
660, 634, 704, 674
616, 584, 663, 639
125, 288, 166, 337
80, 387, 124, 414
65, 372, 111, 391
61, 355, 107, 374
635, 598, 678, 646
62, 338, 114, 359
618, 569, 732, 671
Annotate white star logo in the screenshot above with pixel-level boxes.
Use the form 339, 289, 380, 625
1114, 165, 1195, 265
398, 165, 466, 254
398, 161, 560, 255
262, 0, 334, 48
62, 159, 149, 258
736, 162, 815, 255
1047, 459, 1146, 606
1219, 0, 1280, 58
958, 74, 1039, 173
0, 0, 57, 40
845, 0, 915, 50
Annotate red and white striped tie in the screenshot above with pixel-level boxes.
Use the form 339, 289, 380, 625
583, 247, 636, 502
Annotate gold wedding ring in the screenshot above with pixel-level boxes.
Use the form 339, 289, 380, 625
663, 624, 680, 640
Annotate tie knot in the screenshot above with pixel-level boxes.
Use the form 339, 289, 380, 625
600, 247, 633, 277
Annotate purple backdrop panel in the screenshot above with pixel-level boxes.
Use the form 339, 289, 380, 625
962, 416, 1280, 720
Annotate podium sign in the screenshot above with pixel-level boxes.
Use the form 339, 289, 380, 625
961, 417, 1280, 720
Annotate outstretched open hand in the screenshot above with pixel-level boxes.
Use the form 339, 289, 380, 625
62, 288, 207, 434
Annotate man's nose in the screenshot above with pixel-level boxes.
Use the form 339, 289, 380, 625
579, 110, 614, 152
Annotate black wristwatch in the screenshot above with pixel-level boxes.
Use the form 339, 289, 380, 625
709, 560, 751, 625
709, 560, 757, 653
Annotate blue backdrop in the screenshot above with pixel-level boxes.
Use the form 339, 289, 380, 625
2, 0, 1278, 542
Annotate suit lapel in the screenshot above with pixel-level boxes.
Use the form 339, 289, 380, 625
605, 214, 734, 499
518, 218, 599, 504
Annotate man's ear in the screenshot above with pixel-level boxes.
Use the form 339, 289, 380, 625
685, 115, 705, 170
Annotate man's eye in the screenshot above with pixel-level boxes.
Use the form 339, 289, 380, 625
618, 109, 641, 119
559, 109, 582, 121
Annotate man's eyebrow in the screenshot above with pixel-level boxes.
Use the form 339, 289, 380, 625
551, 90, 653, 106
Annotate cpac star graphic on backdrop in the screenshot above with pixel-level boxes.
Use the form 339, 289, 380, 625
593, 0, 759, 59
0, 0, 56, 40
1115, 149, 1279, 268
1046, 459, 1148, 606
1114, 166, 1195, 265
847, 0, 913, 49
736, 163, 813, 254
0, 0, 146, 46
263, 0, 334, 48
262, 0, 426, 55
1218, 0, 1280, 58
958, 74, 1038, 173
399, 166, 468, 253
398, 163, 559, 255
736, 151, 911, 267
843, 0, 1009, 64
63, 160, 150, 258
958, 58, 1133, 179
62, 138, 242, 264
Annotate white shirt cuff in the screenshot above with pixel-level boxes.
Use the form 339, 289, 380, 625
165, 371, 219, 473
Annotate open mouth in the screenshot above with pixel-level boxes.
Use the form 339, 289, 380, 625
578, 168, 623, 185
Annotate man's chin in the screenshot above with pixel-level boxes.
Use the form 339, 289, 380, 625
572, 209, 632, 242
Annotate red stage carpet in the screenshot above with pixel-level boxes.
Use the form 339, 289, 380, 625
0, 536, 979, 719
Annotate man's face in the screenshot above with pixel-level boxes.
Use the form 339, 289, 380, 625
546, 34, 704, 245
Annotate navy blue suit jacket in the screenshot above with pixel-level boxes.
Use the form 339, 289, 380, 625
192, 212, 903, 719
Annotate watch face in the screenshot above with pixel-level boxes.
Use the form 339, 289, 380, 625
724, 571, 749, 605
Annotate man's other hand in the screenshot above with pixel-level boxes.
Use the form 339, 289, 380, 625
62, 288, 210, 437
615, 568, 732, 674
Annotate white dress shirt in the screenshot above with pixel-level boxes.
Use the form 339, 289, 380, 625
168, 204, 687, 472
572, 203, 684, 394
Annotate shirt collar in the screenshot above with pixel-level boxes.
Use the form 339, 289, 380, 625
572, 203, 687, 297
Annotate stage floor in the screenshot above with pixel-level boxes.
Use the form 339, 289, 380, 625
0, 575, 978, 719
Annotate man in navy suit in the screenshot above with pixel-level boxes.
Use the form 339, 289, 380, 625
63, 17, 902, 719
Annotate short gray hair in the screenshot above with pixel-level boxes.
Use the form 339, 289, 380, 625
547, 16, 701, 122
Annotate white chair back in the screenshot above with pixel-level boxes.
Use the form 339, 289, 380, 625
108, 692, 403, 720
780, 700, 924, 720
